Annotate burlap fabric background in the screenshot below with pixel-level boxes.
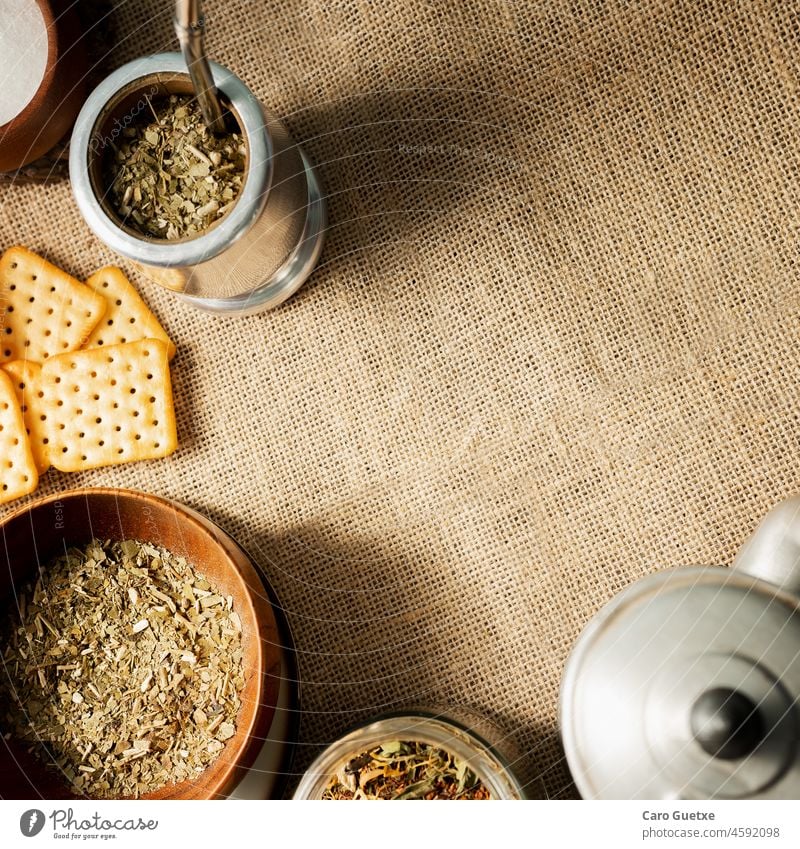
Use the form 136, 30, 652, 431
2, 0, 800, 798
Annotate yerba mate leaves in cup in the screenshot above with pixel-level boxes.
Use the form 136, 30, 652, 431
105, 94, 246, 241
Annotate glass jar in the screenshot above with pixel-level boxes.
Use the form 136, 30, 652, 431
293, 710, 526, 800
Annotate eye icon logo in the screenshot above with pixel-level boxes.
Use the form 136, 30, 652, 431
19, 810, 45, 837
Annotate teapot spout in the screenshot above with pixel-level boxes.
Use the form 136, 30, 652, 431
733, 495, 800, 595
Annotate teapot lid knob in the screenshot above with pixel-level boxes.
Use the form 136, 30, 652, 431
690, 687, 765, 760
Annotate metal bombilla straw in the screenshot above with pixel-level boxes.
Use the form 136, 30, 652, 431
174, 0, 226, 132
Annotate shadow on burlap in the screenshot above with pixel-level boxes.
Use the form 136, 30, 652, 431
2, 0, 800, 798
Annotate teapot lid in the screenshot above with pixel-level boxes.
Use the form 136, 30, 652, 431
560, 567, 800, 799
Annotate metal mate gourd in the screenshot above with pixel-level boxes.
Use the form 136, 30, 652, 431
70, 53, 326, 315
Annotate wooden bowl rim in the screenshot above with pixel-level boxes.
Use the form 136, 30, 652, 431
0, 486, 276, 799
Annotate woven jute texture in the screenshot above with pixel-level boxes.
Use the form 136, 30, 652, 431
2, 0, 800, 798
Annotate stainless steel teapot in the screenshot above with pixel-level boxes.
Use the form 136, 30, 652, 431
559, 496, 800, 799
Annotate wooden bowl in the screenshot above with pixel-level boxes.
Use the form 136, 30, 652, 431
0, 488, 281, 799
0, 0, 87, 172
